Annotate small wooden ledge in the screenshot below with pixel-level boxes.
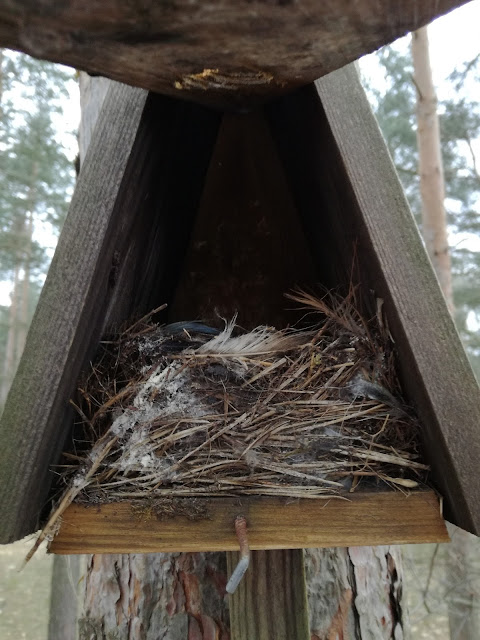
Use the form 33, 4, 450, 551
49, 491, 448, 554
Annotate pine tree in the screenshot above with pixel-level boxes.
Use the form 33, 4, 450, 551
0, 51, 75, 407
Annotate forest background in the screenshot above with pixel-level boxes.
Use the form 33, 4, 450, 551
0, 2, 479, 638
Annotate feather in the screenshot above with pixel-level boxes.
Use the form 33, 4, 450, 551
197, 322, 312, 356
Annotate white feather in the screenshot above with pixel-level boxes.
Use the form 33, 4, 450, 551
197, 322, 312, 356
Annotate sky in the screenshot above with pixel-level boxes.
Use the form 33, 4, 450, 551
0, 1, 480, 307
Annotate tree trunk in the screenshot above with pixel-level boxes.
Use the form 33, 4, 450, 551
79, 553, 229, 640
412, 26, 478, 640
0, 262, 21, 406
15, 208, 34, 359
1, 161, 38, 406
306, 547, 405, 639
412, 26, 454, 313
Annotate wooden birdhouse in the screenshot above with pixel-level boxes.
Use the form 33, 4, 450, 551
1, 2, 479, 565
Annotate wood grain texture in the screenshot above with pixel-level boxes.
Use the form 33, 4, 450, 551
0, 86, 219, 543
306, 546, 405, 638
268, 68, 480, 534
0, 0, 469, 108
169, 110, 317, 328
228, 549, 310, 640
49, 492, 448, 554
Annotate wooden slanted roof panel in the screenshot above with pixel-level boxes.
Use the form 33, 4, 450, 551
0, 83, 220, 543
267, 66, 480, 534
0, 0, 471, 108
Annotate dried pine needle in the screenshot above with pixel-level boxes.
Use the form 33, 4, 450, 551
29, 290, 429, 559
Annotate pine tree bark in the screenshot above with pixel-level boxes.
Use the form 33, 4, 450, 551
412, 26, 478, 640
79, 553, 229, 640
306, 547, 405, 639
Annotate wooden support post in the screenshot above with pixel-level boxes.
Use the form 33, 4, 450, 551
0, 0, 469, 108
227, 550, 310, 640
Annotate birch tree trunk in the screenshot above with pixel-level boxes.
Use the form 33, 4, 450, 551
412, 26, 478, 640
76, 74, 407, 640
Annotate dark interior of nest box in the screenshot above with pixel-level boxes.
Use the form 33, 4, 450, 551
103, 86, 364, 334
169, 106, 324, 327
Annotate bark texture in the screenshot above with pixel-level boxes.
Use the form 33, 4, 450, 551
80, 553, 229, 640
306, 547, 405, 640
0, 0, 469, 108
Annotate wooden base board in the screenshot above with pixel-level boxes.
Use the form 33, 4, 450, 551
49, 490, 448, 554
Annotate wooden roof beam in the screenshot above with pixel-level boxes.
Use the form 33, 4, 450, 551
0, 0, 472, 108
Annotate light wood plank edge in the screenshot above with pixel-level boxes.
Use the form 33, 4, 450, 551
49, 491, 448, 554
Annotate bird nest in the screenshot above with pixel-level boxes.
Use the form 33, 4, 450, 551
29, 289, 430, 557
56, 288, 428, 504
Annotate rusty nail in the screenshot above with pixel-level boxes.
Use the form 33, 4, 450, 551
226, 515, 250, 594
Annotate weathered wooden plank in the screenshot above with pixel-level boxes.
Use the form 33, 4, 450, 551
268, 67, 480, 534
49, 492, 448, 554
0, 86, 220, 543
0, 0, 469, 108
228, 550, 310, 640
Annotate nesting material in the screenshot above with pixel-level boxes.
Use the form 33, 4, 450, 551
29, 290, 429, 559
62, 289, 428, 500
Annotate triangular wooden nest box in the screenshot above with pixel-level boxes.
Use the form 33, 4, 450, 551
2, 65, 480, 554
